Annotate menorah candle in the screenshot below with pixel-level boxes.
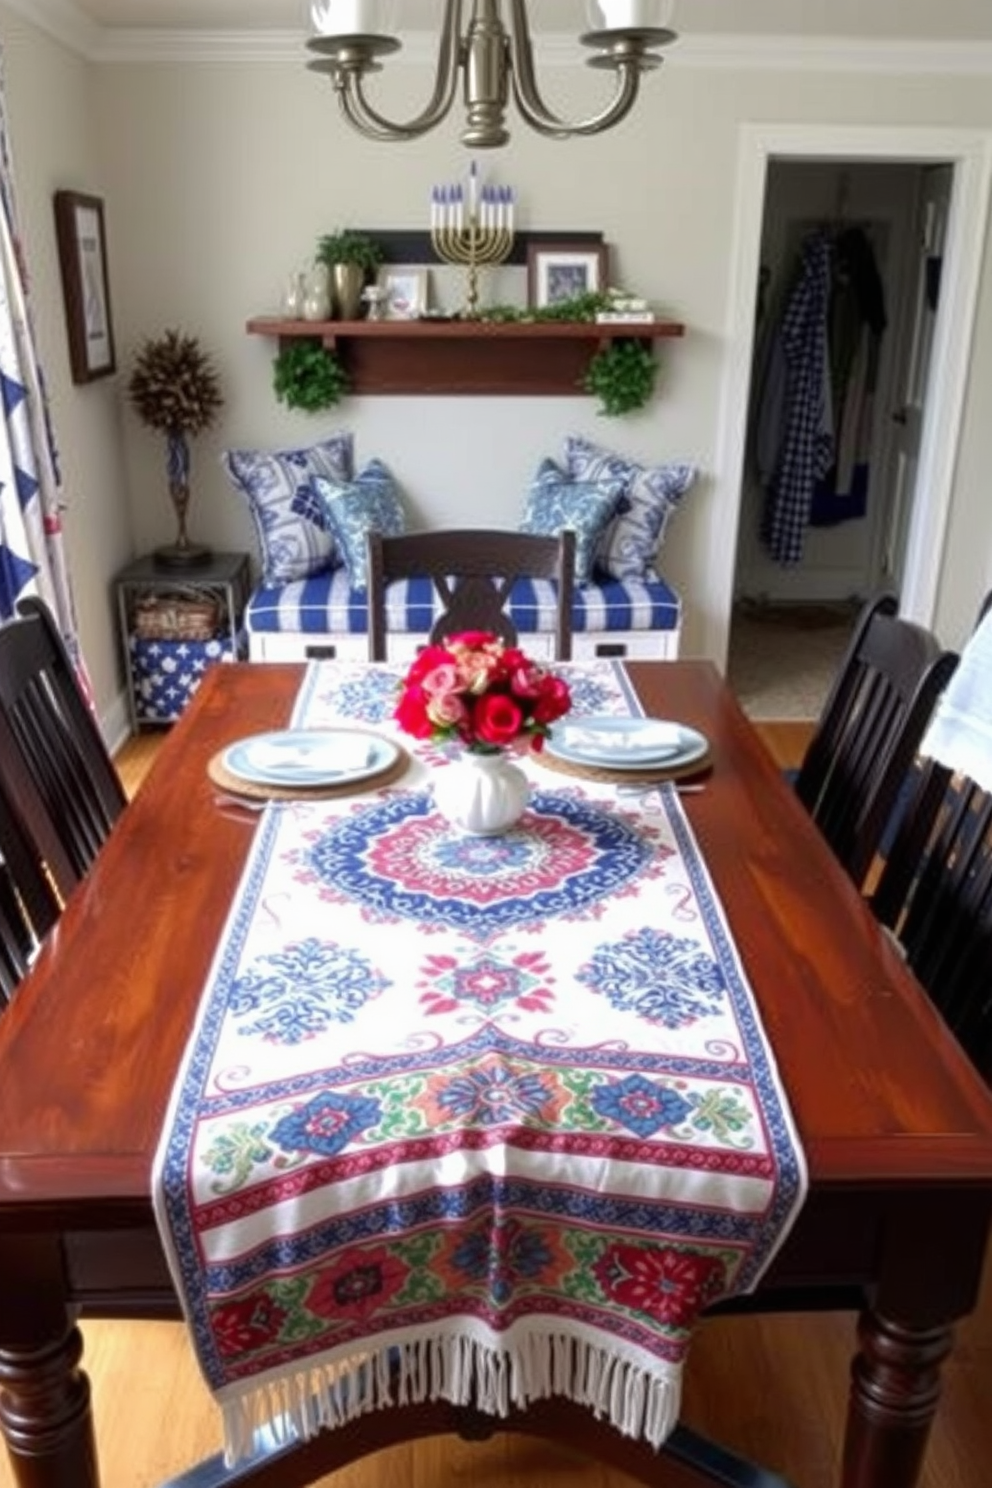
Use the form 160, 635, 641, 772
468, 160, 479, 222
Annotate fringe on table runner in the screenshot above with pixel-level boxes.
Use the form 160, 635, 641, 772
221, 1330, 682, 1466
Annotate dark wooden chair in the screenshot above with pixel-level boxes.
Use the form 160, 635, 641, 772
366, 529, 575, 663
871, 761, 992, 1080
0, 859, 34, 1008
793, 592, 958, 887
0, 598, 126, 906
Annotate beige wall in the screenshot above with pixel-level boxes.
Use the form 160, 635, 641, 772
0, 8, 133, 734
95, 52, 992, 663
2, 20, 992, 728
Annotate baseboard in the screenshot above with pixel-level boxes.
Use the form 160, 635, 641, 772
102, 687, 132, 758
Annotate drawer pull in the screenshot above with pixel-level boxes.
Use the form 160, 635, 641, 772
595, 643, 628, 658
304, 644, 338, 660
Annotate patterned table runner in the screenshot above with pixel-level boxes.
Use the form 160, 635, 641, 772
154, 661, 807, 1461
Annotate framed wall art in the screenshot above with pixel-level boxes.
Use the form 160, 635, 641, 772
377, 266, 430, 320
527, 239, 609, 310
53, 190, 116, 383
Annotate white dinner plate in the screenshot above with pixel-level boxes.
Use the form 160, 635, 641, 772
547, 716, 709, 773
221, 729, 398, 788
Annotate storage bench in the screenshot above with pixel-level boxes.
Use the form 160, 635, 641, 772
245, 568, 681, 664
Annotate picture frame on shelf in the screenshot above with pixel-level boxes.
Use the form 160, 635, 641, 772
377, 266, 430, 320
53, 190, 116, 383
527, 240, 609, 310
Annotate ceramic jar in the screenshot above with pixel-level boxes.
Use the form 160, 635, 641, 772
433, 751, 530, 836
302, 264, 331, 321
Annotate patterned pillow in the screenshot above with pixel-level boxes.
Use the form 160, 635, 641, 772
313, 459, 406, 592
518, 458, 625, 586
564, 435, 696, 580
220, 432, 354, 584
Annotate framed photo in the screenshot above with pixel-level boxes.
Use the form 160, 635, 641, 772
377, 266, 430, 321
53, 191, 116, 384
528, 240, 609, 310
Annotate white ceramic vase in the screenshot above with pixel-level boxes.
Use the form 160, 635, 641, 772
433, 751, 530, 836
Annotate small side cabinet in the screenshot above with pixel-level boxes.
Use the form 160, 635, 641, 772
115, 552, 252, 729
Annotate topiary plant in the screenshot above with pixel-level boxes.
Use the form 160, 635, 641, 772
583, 338, 658, 417
316, 229, 385, 274
272, 340, 350, 412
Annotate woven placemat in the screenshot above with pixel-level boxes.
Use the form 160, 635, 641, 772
208, 735, 411, 802
533, 746, 712, 787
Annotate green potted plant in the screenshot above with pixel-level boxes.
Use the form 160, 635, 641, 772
127, 328, 224, 566
316, 229, 386, 320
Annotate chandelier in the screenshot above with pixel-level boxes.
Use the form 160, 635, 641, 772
306, 1, 676, 149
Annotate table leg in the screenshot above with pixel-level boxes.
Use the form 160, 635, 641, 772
0, 1236, 100, 1488
841, 1309, 954, 1488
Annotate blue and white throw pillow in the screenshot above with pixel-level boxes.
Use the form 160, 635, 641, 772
313, 459, 406, 592
221, 432, 354, 584
564, 435, 696, 580
518, 457, 625, 586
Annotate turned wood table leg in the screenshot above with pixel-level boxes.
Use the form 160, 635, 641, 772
841, 1309, 954, 1488
0, 1236, 100, 1488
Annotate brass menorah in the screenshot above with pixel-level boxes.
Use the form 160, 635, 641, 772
430, 165, 515, 319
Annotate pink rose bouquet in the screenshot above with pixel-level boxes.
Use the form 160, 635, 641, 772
394, 631, 571, 754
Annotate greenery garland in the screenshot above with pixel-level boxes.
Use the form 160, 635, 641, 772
272, 340, 350, 412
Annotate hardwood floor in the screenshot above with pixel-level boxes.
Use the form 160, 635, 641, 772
3, 720, 986, 1488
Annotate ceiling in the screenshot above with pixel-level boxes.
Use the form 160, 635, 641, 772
38, 0, 992, 40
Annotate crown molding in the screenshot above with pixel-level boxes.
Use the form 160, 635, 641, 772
17, 11, 992, 78
3, 0, 102, 56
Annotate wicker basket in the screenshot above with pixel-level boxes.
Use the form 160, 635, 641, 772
132, 592, 221, 642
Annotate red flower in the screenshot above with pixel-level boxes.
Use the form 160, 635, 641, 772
307, 1248, 410, 1322
533, 675, 572, 724
212, 1290, 287, 1358
394, 684, 433, 738
593, 1244, 727, 1330
474, 692, 524, 746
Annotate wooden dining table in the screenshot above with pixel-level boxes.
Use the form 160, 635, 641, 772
1, 659, 991, 1488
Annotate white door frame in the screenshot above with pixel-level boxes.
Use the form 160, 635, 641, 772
708, 124, 992, 670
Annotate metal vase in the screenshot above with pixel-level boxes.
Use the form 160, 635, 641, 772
332, 262, 367, 321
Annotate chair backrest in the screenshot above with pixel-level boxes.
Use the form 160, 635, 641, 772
794, 593, 959, 886
871, 763, 992, 1080
366, 528, 575, 663
0, 599, 126, 904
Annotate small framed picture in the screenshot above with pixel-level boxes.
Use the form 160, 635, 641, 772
528, 240, 609, 310
377, 266, 430, 321
53, 190, 116, 383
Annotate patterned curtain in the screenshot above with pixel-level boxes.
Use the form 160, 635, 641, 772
0, 45, 78, 650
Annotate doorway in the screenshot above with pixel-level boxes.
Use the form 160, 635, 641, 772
727, 157, 947, 719
705, 125, 992, 692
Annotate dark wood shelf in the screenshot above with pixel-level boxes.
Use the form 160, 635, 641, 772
246, 316, 686, 397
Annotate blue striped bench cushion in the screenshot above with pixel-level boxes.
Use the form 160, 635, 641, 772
245, 569, 681, 637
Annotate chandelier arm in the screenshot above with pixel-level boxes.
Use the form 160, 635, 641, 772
506, 0, 643, 138
510, 59, 642, 140
331, 0, 464, 143
337, 71, 458, 142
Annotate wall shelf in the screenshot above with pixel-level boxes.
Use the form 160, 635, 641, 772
245, 316, 686, 397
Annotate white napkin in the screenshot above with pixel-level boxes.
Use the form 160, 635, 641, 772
563, 721, 682, 755
919, 614, 989, 789
249, 733, 372, 774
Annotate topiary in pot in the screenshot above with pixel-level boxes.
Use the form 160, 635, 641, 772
127, 328, 224, 567
316, 230, 386, 319
272, 339, 350, 412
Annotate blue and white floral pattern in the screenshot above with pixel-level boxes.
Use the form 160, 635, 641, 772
519, 458, 624, 585
565, 436, 696, 581
221, 433, 354, 584
313, 459, 406, 592
228, 936, 388, 1044
578, 927, 725, 1028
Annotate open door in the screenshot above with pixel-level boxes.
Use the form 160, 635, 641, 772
880, 165, 953, 591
